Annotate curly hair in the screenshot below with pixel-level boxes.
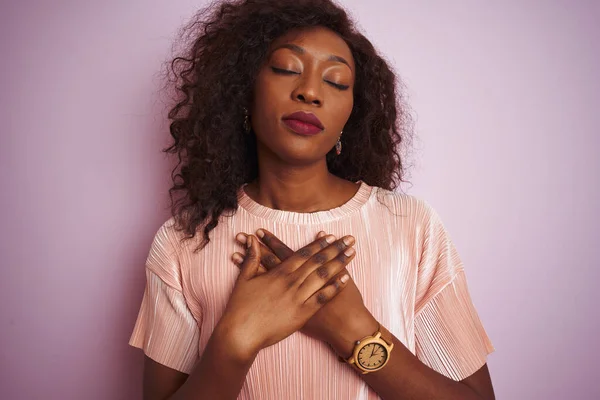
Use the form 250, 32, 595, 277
164, 0, 413, 251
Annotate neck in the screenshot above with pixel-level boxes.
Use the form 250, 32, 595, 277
245, 160, 355, 214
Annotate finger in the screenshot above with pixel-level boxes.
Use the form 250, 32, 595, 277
302, 273, 350, 314
275, 233, 338, 275
239, 235, 261, 280
316, 231, 326, 239
259, 246, 282, 270
256, 229, 294, 260
232, 252, 268, 275
297, 241, 356, 298
236, 233, 282, 270
293, 235, 354, 282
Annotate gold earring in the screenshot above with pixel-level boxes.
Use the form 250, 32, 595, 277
335, 132, 342, 155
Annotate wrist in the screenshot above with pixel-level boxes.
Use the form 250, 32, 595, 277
328, 310, 378, 359
212, 319, 260, 366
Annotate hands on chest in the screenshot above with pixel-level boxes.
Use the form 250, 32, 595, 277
219, 228, 376, 362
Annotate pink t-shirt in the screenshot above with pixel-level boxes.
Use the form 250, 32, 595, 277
129, 180, 494, 399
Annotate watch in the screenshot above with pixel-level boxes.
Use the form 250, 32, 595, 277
342, 322, 394, 374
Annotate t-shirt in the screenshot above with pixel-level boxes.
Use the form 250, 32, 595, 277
129, 180, 494, 399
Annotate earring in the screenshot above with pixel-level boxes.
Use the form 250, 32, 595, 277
335, 132, 342, 155
243, 108, 251, 133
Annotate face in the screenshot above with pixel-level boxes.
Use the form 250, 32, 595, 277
250, 26, 355, 165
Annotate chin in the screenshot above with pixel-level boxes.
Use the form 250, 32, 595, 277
257, 129, 330, 166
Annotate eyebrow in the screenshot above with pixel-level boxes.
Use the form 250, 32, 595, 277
272, 43, 353, 71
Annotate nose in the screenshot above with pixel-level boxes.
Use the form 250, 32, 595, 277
291, 74, 323, 106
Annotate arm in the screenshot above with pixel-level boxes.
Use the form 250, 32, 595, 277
330, 313, 495, 400
244, 226, 495, 400
137, 231, 356, 399
131, 222, 256, 400
143, 323, 257, 400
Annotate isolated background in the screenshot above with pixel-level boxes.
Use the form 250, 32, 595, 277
1, 1, 598, 399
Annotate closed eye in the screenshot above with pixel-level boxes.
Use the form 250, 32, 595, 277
271, 67, 299, 75
326, 81, 350, 91
272, 67, 349, 91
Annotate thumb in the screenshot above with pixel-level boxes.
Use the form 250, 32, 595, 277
239, 235, 261, 280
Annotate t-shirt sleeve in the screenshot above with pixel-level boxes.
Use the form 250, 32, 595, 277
129, 220, 200, 374
414, 201, 494, 381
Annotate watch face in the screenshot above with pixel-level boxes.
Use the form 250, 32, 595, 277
357, 342, 388, 370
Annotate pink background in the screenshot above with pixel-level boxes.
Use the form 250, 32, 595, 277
1, 1, 598, 399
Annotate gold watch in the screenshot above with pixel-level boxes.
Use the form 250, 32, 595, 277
342, 323, 394, 374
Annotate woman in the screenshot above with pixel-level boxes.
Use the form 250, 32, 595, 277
129, 0, 495, 398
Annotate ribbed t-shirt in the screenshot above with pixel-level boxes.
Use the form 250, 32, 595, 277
129, 180, 494, 399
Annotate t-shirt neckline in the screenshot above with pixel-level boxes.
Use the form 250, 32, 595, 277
236, 180, 373, 224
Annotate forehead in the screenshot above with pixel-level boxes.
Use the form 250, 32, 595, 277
268, 26, 355, 69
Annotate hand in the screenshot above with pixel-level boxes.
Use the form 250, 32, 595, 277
232, 229, 375, 358
219, 232, 355, 363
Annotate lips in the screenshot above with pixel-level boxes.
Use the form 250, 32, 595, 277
282, 111, 324, 136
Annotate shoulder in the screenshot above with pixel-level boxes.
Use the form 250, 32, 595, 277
150, 217, 184, 253
144, 217, 190, 288
369, 186, 440, 226
366, 186, 451, 247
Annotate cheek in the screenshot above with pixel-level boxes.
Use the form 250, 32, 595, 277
252, 74, 268, 107
254, 70, 288, 100
341, 95, 354, 118
252, 75, 287, 118
329, 94, 354, 129
251, 78, 272, 129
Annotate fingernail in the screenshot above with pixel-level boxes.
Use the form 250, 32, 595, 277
256, 229, 265, 238
343, 236, 355, 246
341, 274, 349, 283
344, 248, 355, 257
232, 253, 243, 264
246, 236, 252, 248
325, 235, 335, 244
236, 233, 247, 244
317, 231, 325, 238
